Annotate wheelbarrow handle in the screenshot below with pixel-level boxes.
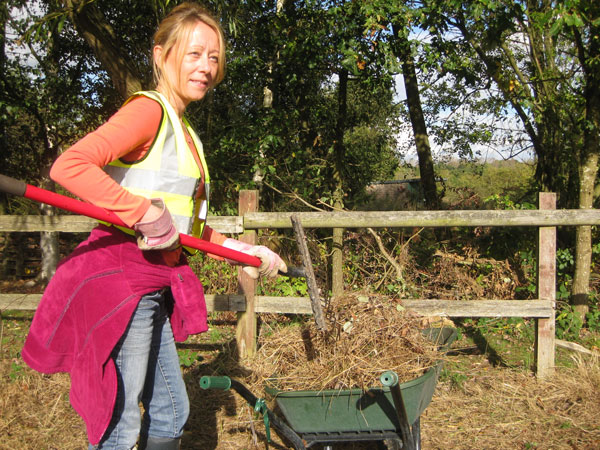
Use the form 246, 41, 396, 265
199, 375, 232, 390
200, 376, 307, 450
381, 371, 416, 450
0, 173, 300, 276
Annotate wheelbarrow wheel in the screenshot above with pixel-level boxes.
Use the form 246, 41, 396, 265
380, 439, 402, 450
380, 416, 421, 449
382, 414, 422, 450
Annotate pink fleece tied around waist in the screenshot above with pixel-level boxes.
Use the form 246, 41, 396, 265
22, 225, 207, 444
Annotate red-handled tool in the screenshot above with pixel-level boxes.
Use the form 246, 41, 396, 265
0, 173, 262, 266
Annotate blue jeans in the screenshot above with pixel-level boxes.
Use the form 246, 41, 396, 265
90, 291, 189, 449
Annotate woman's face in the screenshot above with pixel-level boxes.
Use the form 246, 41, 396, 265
156, 21, 220, 114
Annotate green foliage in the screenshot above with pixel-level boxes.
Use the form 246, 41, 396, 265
414, 0, 599, 208
177, 349, 200, 368
5, 0, 597, 217
208, 327, 224, 343
184, 0, 403, 213
471, 317, 534, 342
9, 361, 25, 381
437, 160, 536, 209
261, 275, 308, 298
556, 247, 575, 306
188, 252, 238, 295
515, 249, 537, 298
586, 307, 600, 333
440, 368, 468, 390
556, 305, 584, 341
483, 194, 536, 211
2, 0, 114, 198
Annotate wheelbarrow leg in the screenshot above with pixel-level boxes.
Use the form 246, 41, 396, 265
229, 380, 307, 450
380, 371, 416, 450
413, 417, 421, 450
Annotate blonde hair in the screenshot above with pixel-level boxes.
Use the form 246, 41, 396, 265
153, 3, 226, 95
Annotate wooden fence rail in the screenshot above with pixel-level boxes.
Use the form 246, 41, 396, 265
2, 191, 600, 378
2, 208, 599, 233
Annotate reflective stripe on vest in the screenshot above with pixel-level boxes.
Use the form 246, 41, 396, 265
104, 91, 210, 239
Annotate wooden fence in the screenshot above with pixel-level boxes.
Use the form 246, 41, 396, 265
2, 190, 600, 378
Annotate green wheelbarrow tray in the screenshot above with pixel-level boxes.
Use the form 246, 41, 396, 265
200, 327, 457, 450
265, 327, 457, 441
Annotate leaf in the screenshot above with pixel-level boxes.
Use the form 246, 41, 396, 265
343, 320, 354, 333
57, 16, 66, 34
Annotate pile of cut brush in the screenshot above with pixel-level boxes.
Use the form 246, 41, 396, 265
249, 293, 447, 392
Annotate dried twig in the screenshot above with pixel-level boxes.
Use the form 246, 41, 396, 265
367, 227, 405, 290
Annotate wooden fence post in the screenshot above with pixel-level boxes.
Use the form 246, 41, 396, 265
535, 192, 556, 378
332, 227, 344, 298
235, 190, 258, 359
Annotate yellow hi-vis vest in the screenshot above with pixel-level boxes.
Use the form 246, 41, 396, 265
103, 91, 210, 245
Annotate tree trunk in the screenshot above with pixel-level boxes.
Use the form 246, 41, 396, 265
0, 1, 8, 183
392, 23, 439, 210
572, 15, 600, 320
331, 68, 348, 297
573, 225, 593, 319
63, 0, 141, 99
36, 176, 60, 285
572, 151, 598, 320
33, 119, 62, 286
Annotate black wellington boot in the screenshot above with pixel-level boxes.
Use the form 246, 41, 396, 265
141, 436, 181, 450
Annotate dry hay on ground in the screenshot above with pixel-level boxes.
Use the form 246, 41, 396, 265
2, 320, 600, 449
422, 354, 600, 450
0, 368, 86, 450
247, 293, 446, 392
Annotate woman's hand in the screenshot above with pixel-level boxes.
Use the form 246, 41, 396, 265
133, 199, 180, 251
222, 238, 287, 279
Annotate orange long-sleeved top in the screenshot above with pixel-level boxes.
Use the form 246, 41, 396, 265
50, 95, 225, 246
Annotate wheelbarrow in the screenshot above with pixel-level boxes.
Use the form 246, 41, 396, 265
200, 327, 457, 450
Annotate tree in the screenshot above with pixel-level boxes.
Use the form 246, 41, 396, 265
7, 0, 403, 291
3, 0, 121, 281
414, 0, 599, 318
567, 0, 600, 318
187, 0, 400, 213
61, 0, 147, 98
391, 22, 439, 209
359, 1, 441, 209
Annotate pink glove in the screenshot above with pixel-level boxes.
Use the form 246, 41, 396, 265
133, 199, 179, 251
223, 238, 288, 279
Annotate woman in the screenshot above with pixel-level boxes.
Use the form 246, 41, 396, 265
22, 3, 286, 449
